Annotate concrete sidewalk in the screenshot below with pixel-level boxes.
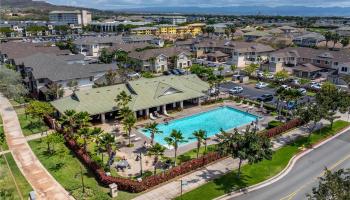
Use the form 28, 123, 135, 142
0, 94, 72, 200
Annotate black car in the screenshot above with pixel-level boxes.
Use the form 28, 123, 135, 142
163, 71, 172, 76
171, 69, 180, 75
257, 94, 274, 102
175, 68, 186, 75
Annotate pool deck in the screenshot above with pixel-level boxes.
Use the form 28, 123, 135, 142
96, 100, 274, 177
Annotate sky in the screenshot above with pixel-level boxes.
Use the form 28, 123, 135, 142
46, 0, 350, 9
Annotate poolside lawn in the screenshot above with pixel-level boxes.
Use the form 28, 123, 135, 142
0, 153, 33, 199
176, 120, 350, 200
29, 139, 138, 200
17, 113, 49, 136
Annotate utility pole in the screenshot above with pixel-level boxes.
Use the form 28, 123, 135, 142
139, 152, 143, 176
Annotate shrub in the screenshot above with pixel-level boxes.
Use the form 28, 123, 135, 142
264, 118, 303, 138
267, 120, 284, 129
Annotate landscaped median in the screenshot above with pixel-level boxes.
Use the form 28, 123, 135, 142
175, 120, 350, 200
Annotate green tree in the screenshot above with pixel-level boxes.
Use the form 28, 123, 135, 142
341, 37, 349, 48
122, 113, 137, 147
323, 31, 333, 48
0, 67, 28, 99
218, 66, 225, 76
145, 122, 162, 146
228, 127, 272, 177
274, 70, 289, 81
96, 131, 116, 168
244, 63, 259, 76
74, 111, 91, 129
297, 103, 324, 137
99, 48, 113, 64
307, 168, 350, 200
43, 131, 64, 154
46, 82, 64, 100
148, 143, 166, 175
331, 33, 340, 49
230, 65, 237, 74
164, 130, 187, 166
77, 127, 94, 151
115, 91, 132, 109
191, 130, 206, 158
67, 80, 78, 93
59, 110, 78, 136
25, 101, 54, 133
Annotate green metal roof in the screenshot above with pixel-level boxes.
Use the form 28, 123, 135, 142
51, 74, 209, 115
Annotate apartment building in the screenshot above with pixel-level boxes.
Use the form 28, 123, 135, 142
49, 10, 92, 26
131, 23, 204, 37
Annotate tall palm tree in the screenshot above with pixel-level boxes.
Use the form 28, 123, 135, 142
97, 132, 116, 166
164, 130, 187, 166
122, 113, 137, 147
148, 143, 165, 175
77, 127, 93, 151
75, 111, 91, 129
145, 122, 162, 146
323, 31, 332, 48
191, 130, 206, 158
115, 91, 132, 109
59, 109, 77, 136
332, 33, 340, 49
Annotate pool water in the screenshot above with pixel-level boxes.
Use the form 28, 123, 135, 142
140, 106, 259, 147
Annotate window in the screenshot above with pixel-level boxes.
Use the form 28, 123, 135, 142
271, 57, 275, 61
316, 60, 320, 64
341, 67, 348, 72
334, 62, 338, 66
325, 61, 329, 64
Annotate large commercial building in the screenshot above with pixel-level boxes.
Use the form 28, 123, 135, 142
49, 10, 92, 26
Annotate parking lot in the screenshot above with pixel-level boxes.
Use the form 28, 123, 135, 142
219, 81, 313, 105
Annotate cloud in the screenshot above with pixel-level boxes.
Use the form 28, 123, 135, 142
47, 0, 350, 9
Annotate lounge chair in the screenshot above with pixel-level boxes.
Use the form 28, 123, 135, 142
163, 109, 170, 117
150, 113, 157, 120
133, 137, 141, 142
154, 111, 161, 118
129, 134, 136, 138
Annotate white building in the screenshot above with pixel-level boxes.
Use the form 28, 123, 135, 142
49, 10, 92, 26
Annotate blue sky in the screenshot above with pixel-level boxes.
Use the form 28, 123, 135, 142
46, 0, 350, 9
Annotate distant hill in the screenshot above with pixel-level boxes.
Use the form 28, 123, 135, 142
118, 6, 350, 17
0, 0, 87, 10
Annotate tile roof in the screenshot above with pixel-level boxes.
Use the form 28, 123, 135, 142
194, 39, 274, 53
16, 53, 116, 81
128, 47, 191, 61
293, 63, 322, 72
51, 74, 209, 115
0, 41, 70, 59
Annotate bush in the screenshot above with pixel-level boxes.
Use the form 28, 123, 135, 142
267, 120, 284, 129
264, 118, 304, 138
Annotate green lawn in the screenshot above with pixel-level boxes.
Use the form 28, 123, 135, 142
306, 91, 316, 97
177, 120, 350, 200
29, 139, 138, 200
0, 153, 33, 199
17, 113, 49, 136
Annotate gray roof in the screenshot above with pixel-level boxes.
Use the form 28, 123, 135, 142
73, 35, 156, 46
128, 47, 191, 61
194, 39, 274, 53
16, 53, 116, 81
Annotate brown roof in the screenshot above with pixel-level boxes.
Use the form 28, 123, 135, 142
207, 51, 229, 58
293, 63, 322, 72
0, 41, 70, 60
128, 47, 191, 61
107, 43, 156, 53
194, 39, 274, 53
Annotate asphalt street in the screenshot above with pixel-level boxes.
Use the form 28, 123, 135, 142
225, 130, 350, 200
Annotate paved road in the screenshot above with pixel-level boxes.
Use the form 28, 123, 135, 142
0, 94, 72, 200
225, 130, 350, 200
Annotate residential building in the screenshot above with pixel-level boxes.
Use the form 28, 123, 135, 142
51, 74, 209, 123
14, 53, 116, 99
159, 16, 187, 25
128, 47, 192, 73
73, 35, 161, 57
131, 23, 205, 38
0, 41, 70, 65
90, 21, 151, 32
292, 32, 325, 47
49, 10, 92, 26
243, 31, 271, 42
131, 27, 159, 35
335, 26, 350, 37
266, 47, 350, 79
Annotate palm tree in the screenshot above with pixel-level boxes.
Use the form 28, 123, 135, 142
324, 31, 332, 48
122, 113, 137, 147
75, 111, 91, 129
115, 91, 132, 109
59, 109, 77, 136
77, 127, 94, 151
148, 143, 165, 175
145, 122, 162, 146
191, 130, 206, 158
230, 65, 237, 74
332, 33, 340, 49
97, 132, 116, 167
218, 66, 224, 76
164, 130, 187, 166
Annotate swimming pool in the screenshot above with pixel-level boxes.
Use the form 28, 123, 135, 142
139, 106, 259, 147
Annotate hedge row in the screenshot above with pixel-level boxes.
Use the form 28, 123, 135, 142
264, 118, 304, 138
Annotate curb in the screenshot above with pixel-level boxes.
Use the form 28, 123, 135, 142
215, 125, 350, 200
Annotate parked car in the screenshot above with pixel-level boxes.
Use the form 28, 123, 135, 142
310, 82, 322, 89
281, 84, 291, 90
257, 94, 274, 102
265, 74, 274, 79
228, 86, 243, 94
297, 88, 307, 95
176, 68, 186, 75
255, 82, 269, 89
291, 79, 300, 85
257, 71, 264, 77
209, 88, 219, 96
170, 69, 180, 75
163, 71, 172, 76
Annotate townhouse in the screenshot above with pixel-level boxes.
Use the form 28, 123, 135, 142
128, 47, 192, 73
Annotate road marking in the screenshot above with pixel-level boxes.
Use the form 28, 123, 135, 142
279, 154, 350, 200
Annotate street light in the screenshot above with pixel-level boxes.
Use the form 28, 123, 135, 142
139, 152, 143, 176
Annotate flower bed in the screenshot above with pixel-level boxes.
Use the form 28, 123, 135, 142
264, 118, 304, 138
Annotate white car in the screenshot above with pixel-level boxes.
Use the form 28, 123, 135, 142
281, 85, 291, 90
229, 86, 244, 94
292, 79, 300, 85
310, 82, 322, 89
298, 88, 307, 95
255, 82, 269, 89
265, 74, 274, 79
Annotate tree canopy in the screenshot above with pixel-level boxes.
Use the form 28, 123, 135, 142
0, 67, 28, 99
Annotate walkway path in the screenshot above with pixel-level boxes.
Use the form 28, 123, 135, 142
133, 117, 344, 200
0, 94, 72, 200
25, 130, 54, 141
